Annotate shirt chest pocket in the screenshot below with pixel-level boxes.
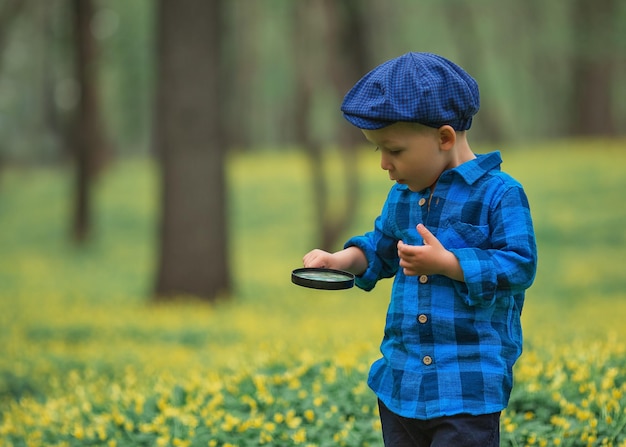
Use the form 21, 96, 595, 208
439, 221, 490, 249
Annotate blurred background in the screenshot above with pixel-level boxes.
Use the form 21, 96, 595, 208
1, 0, 625, 303
2, 3, 626, 444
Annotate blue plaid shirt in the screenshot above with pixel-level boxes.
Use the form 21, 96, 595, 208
345, 151, 537, 419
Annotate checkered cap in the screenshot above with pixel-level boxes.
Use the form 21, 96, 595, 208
341, 52, 480, 131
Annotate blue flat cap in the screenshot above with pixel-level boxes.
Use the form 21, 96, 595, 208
341, 52, 479, 131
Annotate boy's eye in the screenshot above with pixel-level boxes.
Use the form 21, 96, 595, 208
375, 146, 402, 154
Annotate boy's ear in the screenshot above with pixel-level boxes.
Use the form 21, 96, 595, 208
438, 125, 456, 151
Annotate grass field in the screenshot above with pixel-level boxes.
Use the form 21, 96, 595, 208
1, 139, 626, 446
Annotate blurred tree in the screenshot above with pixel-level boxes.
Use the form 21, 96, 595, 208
0, 0, 25, 69
293, 0, 370, 251
442, 2, 507, 142
0, 0, 26, 173
98, 0, 155, 153
322, 0, 370, 248
569, 0, 618, 136
72, 0, 111, 243
153, 0, 230, 301
2, 0, 626, 168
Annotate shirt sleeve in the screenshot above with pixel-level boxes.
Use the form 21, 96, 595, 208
449, 185, 537, 307
344, 203, 399, 292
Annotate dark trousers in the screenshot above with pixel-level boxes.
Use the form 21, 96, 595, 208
378, 399, 501, 447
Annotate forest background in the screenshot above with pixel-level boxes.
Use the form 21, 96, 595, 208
2, 0, 625, 298
3, 0, 626, 161
1, 1, 626, 445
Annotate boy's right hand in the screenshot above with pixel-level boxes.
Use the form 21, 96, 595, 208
302, 249, 336, 269
302, 246, 368, 276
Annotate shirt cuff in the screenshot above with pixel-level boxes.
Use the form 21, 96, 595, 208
344, 237, 379, 291
450, 247, 498, 307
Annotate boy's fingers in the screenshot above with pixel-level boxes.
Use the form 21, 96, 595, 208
417, 224, 438, 246
303, 249, 328, 268
397, 240, 412, 256
398, 225, 438, 250
303, 251, 317, 267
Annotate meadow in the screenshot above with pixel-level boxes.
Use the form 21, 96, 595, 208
1, 139, 626, 446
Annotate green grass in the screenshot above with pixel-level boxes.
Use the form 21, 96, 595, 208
1, 139, 626, 446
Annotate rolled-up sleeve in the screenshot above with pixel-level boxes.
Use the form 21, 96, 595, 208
450, 185, 537, 307
345, 209, 399, 291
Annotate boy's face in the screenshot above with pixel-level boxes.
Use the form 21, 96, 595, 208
362, 122, 451, 192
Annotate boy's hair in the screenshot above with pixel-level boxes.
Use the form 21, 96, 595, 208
341, 52, 479, 131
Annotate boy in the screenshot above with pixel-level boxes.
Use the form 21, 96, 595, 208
302, 53, 537, 446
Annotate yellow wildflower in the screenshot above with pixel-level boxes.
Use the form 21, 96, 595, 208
291, 428, 307, 444
304, 409, 315, 422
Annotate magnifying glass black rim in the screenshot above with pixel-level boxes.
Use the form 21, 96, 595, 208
291, 268, 355, 290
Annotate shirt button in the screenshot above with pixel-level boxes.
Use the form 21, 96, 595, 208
418, 314, 428, 324
418, 198, 426, 206
423, 355, 433, 365
419, 275, 428, 284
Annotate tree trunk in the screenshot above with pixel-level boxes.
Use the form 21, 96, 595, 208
0, 0, 26, 184
154, 0, 230, 301
293, 1, 369, 252
72, 0, 109, 243
321, 0, 369, 250
0, 0, 25, 68
442, 3, 506, 143
569, 0, 617, 136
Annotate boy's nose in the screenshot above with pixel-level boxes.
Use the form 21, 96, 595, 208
380, 153, 393, 171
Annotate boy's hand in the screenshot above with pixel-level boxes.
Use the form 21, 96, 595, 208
303, 246, 368, 276
397, 224, 465, 282
303, 249, 337, 269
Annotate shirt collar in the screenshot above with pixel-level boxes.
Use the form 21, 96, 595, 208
450, 151, 502, 185
394, 151, 503, 193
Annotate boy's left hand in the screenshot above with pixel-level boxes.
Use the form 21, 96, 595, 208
397, 224, 464, 281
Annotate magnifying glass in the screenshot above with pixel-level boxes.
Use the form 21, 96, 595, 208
291, 268, 355, 290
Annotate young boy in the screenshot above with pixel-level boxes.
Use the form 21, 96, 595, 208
302, 53, 537, 446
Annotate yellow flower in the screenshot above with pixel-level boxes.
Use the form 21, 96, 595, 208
240, 394, 258, 412
285, 410, 302, 429
259, 431, 273, 443
304, 409, 315, 422
291, 428, 307, 444
96, 424, 107, 441
273, 413, 284, 424
221, 414, 241, 432
72, 424, 84, 440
